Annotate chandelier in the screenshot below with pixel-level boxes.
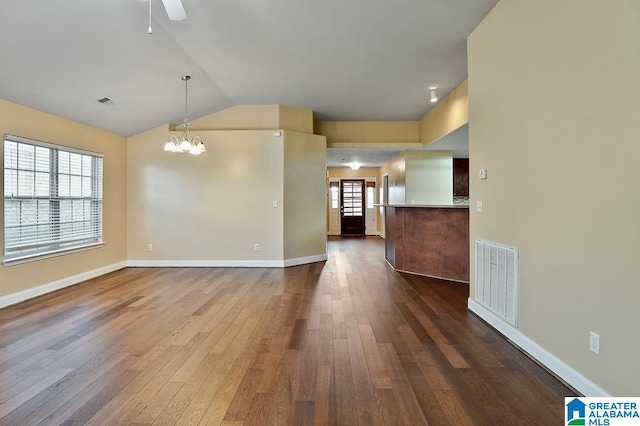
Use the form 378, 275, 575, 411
164, 75, 206, 155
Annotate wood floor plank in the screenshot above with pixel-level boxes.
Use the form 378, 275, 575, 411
358, 324, 392, 390
294, 329, 319, 401
242, 392, 274, 426
266, 348, 299, 425
292, 400, 315, 425
151, 354, 221, 426
198, 357, 253, 425
333, 338, 357, 425
346, 326, 376, 401
131, 381, 183, 424
223, 368, 263, 422
318, 313, 334, 366
0, 237, 575, 425
313, 365, 336, 426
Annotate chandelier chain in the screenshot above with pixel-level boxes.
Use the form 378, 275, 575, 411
184, 76, 189, 125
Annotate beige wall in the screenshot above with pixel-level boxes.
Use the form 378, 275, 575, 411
419, 80, 468, 146
0, 99, 127, 298
327, 167, 380, 180
317, 121, 420, 147
127, 113, 326, 264
405, 151, 453, 205
284, 131, 327, 259
189, 105, 280, 131
380, 151, 453, 206
468, 0, 640, 395
280, 106, 314, 134
127, 127, 286, 262
380, 154, 406, 205
190, 104, 314, 134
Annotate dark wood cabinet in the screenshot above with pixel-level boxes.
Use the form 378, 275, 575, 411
453, 158, 469, 196
383, 205, 470, 282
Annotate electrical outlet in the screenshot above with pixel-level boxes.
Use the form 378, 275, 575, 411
254, 243, 260, 251
147, 244, 153, 251
589, 331, 600, 355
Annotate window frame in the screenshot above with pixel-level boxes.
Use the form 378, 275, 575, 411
366, 181, 376, 209
3, 134, 104, 266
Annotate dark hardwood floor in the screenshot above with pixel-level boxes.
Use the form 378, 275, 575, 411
0, 236, 575, 425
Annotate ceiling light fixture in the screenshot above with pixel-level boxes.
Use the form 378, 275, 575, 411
163, 76, 206, 155
349, 163, 361, 170
430, 86, 438, 103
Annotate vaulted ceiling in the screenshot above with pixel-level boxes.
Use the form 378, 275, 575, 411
0, 0, 497, 138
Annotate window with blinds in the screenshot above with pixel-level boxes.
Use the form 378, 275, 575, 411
3, 134, 103, 265
366, 181, 375, 209
329, 181, 339, 209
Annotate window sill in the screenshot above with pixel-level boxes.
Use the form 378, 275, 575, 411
3, 242, 105, 267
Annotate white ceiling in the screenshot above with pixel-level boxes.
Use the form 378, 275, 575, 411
425, 123, 469, 158
0, 0, 496, 138
326, 147, 404, 168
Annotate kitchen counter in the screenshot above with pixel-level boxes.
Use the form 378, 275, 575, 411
376, 203, 469, 209
382, 205, 469, 283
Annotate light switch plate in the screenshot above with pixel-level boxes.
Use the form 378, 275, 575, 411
476, 200, 483, 212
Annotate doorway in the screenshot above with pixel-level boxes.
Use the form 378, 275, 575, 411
340, 179, 365, 235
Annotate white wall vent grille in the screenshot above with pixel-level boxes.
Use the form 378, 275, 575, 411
475, 240, 519, 328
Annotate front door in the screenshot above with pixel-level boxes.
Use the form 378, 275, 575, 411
341, 179, 365, 235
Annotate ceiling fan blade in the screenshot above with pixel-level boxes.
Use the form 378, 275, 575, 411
161, 0, 187, 21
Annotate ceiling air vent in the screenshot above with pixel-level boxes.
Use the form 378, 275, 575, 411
97, 97, 112, 104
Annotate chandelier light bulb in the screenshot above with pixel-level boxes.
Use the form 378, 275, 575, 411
180, 139, 192, 151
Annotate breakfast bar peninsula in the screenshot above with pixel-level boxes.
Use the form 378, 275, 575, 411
382, 204, 469, 283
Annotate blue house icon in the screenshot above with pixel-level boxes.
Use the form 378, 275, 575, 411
566, 398, 586, 422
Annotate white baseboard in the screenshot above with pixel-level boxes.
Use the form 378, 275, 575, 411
127, 260, 285, 268
0, 261, 127, 309
128, 254, 328, 268
467, 298, 611, 397
376, 231, 385, 238
283, 254, 328, 267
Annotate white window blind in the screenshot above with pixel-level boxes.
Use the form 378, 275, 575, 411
329, 181, 339, 209
366, 181, 375, 209
3, 134, 103, 264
